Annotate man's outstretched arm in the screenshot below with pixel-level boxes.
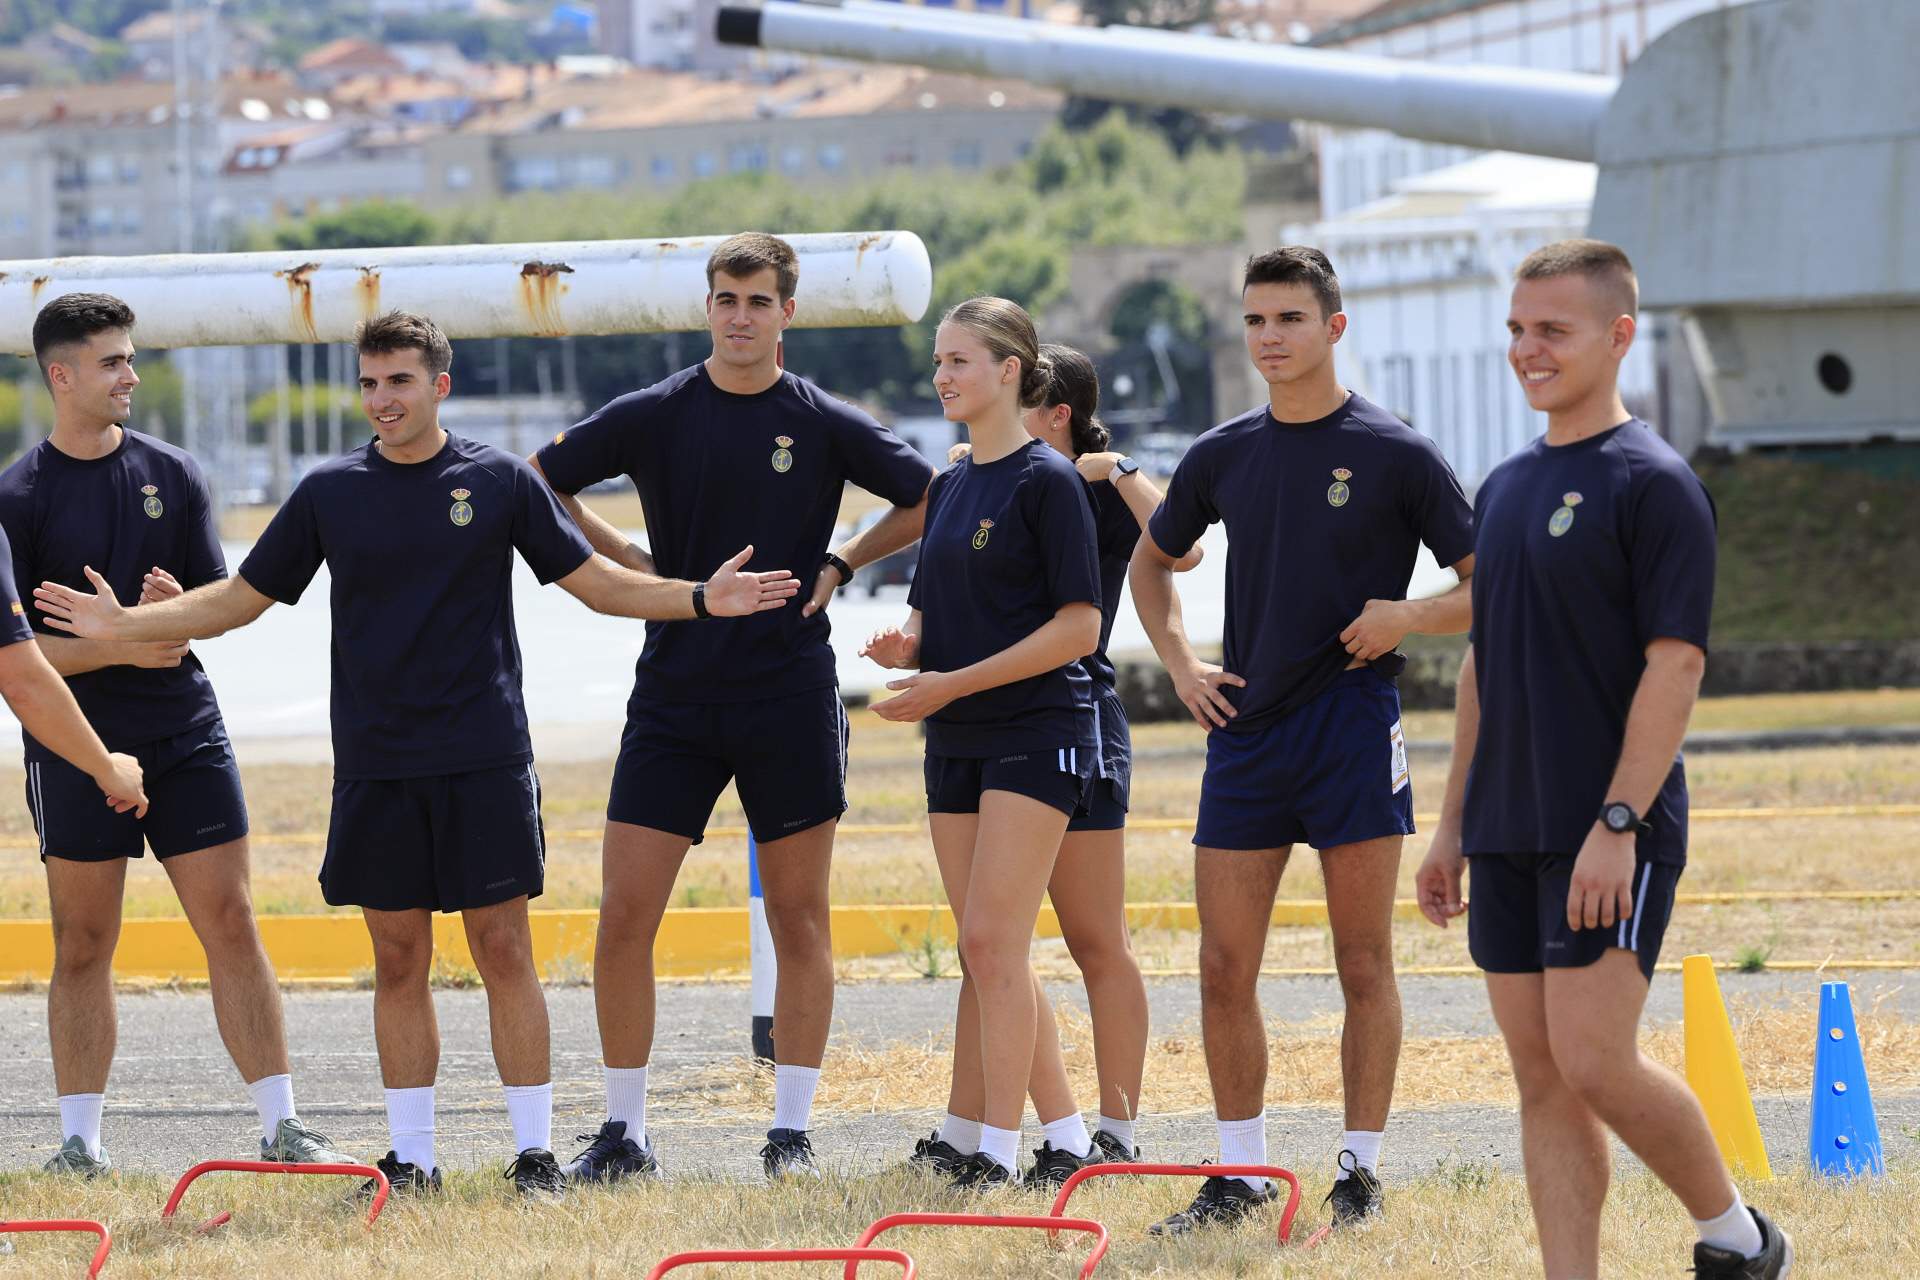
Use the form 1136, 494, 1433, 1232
0, 639, 146, 815
36, 569, 275, 642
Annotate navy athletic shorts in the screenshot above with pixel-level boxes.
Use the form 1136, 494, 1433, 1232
321, 762, 545, 913
1067, 686, 1130, 833
926, 746, 1092, 819
27, 718, 249, 861
1193, 667, 1414, 852
1467, 851, 1681, 983
608, 686, 849, 846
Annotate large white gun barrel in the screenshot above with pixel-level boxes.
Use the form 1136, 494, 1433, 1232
717, 1, 1614, 162
0, 230, 932, 353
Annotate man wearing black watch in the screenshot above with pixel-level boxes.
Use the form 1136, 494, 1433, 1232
1416, 241, 1790, 1279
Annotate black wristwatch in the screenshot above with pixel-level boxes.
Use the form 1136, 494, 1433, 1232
691, 581, 711, 620
823, 551, 854, 585
1110, 456, 1141, 480
1600, 801, 1649, 834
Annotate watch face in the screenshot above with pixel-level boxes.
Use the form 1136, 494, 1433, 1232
1604, 803, 1633, 832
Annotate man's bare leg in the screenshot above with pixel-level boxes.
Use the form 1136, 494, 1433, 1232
1488, 972, 1610, 1279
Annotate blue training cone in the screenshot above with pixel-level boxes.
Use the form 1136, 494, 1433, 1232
1809, 981, 1885, 1176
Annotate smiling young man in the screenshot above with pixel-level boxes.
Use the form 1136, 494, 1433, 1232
1130, 247, 1475, 1235
1414, 240, 1790, 1279
529, 232, 935, 1182
37, 310, 799, 1197
1, 292, 348, 1176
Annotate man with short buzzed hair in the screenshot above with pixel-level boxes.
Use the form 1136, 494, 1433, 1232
1416, 239, 1791, 1279
3, 291, 346, 1175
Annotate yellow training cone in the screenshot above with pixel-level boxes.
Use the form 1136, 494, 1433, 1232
1682, 954, 1773, 1179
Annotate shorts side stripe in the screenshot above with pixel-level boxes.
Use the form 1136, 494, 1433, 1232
1628, 862, 1653, 952
1091, 700, 1106, 778
30, 762, 44, 856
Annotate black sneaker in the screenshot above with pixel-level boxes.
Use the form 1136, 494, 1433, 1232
948, 1151, 1017, 1190
1147, 1173, 1281, 1237
905, 1130, 972, 1176
1323, 1149, 1383, 1225
761, 1128, 821, 1181
505, 1147, 567, 1197
1026, 1140, 1094, 1189
358, 1150, 442, 1202
564, 1119, 659, 1184
1090, 1129, 1139, 1163
1692, 1208, 1794, 1279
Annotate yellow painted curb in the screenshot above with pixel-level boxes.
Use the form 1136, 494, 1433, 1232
1, 888, 1912, 982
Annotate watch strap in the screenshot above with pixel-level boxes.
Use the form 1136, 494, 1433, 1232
691, 581, 711, 620
823, 551, 854, 585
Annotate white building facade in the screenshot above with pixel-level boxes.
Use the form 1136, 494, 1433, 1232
1280, 0, 1757, 483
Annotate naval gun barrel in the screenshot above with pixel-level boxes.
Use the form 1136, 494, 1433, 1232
716, 0, 1616, 162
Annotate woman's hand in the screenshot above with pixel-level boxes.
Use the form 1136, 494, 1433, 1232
859, 625, 921, 670
870, 670, 960, 722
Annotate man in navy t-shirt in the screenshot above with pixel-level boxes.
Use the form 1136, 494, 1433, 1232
529, 233, 935, 1182
1132, 248, 1475, 1235
1414, 241, 1789, 1278
4, 292, 349, 1176
38, 311, 798, 1197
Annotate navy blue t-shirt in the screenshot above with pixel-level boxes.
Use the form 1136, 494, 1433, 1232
238, 433, 593, 781
536, 364, 934, 704
1146, 393, 1474, 731
0, 526, 35, 649
908, 439, 1102, 757
0, 431, 226, 758
1083, 478, 1143, 690
1462, 420, 1716, 865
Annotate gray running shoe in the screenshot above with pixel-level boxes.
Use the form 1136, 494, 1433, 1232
42, 1135, 112, 1179
262, 1117, 353, 1164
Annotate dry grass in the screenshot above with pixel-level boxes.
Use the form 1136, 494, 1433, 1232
0, 1162, 1910, 1278
684, 999, 1920, 1118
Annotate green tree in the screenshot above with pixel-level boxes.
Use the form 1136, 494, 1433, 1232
271, 202, 439, 252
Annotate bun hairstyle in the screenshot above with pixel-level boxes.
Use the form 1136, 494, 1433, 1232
942, 296, 1050, 405
1026, 343, 1111, 456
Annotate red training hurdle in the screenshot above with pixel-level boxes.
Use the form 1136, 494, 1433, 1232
0, 1218, 112, 1278
648, 1246, 917, 1278
161, 1159, 391, 1233
848, 1212, 1109, 1280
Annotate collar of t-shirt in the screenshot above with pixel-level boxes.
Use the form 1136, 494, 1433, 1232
364, 430, 452, 470
39, 428, 132, 469
1261, 392, 1352, 434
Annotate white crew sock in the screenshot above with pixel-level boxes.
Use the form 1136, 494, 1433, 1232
1217, 1113, 1269, 1190
605, 1065, 648, 1146
1097, 1114, 1136, 1151
939, 1113, 982, 1153
248, 1073, 297, 1143
57, 1093, 105, 1160
1695, 1188, 1764, 1259
772, 1065, 821, 1133
1338, 1129, 1384, 1180
384, 1085, 436, 1172
503, 1082, 553, 1154
1041, 1112, 1092, 1159
977, 1123, 1020, 1172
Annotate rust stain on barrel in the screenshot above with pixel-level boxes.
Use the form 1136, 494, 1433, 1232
355, 267, 382, 319
275, 262, 322, 342
854, 232, 882, 269
518, 261, 574, 336
30, 276, 50, 307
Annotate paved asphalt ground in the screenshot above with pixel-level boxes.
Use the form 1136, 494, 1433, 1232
2, 974, 1913, 1183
